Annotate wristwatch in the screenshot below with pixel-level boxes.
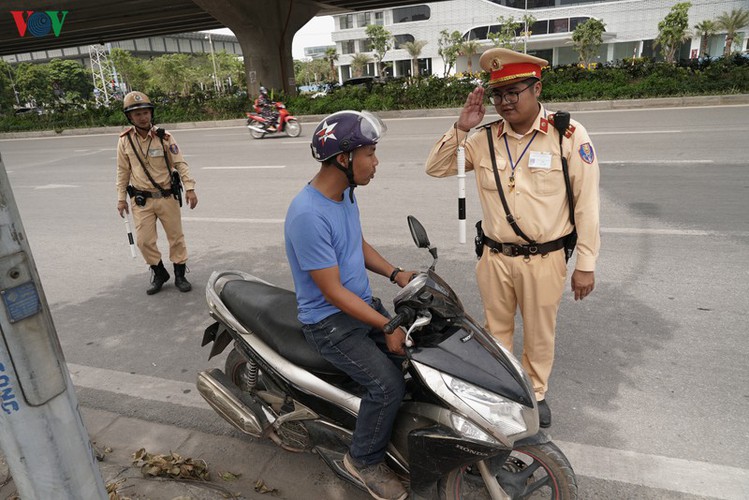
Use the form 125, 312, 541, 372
389, 267, 404, 283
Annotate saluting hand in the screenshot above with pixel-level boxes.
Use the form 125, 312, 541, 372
456, 86, 486, 132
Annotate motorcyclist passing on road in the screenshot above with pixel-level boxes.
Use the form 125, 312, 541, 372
284, 110, 414, 500
256, 86, 279, 132
116, 91, 198, 295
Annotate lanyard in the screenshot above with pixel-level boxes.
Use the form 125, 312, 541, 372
503, 130, 538, 190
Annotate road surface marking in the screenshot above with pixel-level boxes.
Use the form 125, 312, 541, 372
557, 439, 749, 500
202, 166, 286, 170
183, 217, 284, 224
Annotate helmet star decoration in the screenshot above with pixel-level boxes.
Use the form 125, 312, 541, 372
317, 121, 338, 145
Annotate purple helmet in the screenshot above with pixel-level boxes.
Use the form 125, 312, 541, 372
311, 110, 387, 162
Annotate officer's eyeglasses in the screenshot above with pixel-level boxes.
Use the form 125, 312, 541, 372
489, 81, 536, 105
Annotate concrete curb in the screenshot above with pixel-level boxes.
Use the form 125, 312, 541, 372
1, 94, 747, 139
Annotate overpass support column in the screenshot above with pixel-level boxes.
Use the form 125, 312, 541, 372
193, 0, 320, 97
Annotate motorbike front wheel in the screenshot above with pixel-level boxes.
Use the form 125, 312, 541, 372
438, 442, 577, 500
248, 120, 266, 139
284, 119, 301, 137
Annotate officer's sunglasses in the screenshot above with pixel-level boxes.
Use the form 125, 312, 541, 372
489, 81, 536, 105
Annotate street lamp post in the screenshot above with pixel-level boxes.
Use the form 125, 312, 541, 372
205, 33, 220, 94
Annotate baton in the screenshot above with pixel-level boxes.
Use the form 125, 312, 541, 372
457, 146, 466, 244
123, 215, 136, 258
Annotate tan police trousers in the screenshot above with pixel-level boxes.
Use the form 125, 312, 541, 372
132, 195, 187, 266
476, 248, 567, 401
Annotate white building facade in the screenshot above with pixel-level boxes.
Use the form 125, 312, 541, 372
331, 0, 749, 81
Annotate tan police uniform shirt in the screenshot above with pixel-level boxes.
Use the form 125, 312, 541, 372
425, 105, 600, 271
116, 126, 196, 202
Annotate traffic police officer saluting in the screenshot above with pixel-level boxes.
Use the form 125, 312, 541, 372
425, 48, 600, 427
116, 91, 198, 295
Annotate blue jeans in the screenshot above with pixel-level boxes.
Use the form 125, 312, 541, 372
302, 298, 406, 467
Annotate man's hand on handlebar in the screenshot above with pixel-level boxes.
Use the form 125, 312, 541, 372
385, 327, 406, 356
394, 270, 416, 288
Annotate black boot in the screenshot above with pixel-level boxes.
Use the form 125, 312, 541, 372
173, 263, 192, 293
147, 261, 170, 295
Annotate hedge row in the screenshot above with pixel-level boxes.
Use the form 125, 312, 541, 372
2, 55, 747, 133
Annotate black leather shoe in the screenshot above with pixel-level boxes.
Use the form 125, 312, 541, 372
538, 399, 551, 428
146, 261, 170, 295
173, 263, 192, 293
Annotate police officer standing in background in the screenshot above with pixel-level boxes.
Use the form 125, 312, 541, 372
425, 48, 600, 427
116, 91, 198, 295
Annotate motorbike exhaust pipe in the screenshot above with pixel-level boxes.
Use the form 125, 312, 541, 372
247, 125, 266, 133
197, 369, 267, 437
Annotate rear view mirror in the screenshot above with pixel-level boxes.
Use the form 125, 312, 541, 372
407, 216, 430, 248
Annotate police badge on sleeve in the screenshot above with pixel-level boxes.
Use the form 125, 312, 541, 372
579, 143, 595, 164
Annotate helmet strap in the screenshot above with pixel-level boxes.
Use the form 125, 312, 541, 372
331, 153, 357, 203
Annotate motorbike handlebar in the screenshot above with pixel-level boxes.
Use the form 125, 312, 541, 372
383, 308, 415, 335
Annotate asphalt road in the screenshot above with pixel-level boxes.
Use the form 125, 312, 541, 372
0, 103, 748, 499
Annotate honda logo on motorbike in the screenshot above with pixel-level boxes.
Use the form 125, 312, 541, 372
11, 10, 69, 38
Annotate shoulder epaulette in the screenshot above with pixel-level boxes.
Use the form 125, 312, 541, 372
548, 113, 576, 138
477, 118, 503, 131
119, 126, 133, 137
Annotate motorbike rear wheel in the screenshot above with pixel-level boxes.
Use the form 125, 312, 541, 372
284, 119, 301, 137
248, 120, 266, 139
438, 442, 577, 500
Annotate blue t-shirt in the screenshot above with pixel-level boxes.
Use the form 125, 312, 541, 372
284, 184, 372, 325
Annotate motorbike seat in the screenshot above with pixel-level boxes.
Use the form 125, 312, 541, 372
220, 280, 340, 375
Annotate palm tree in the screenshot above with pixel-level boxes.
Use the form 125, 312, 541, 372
323, 47, 339, 82
694, 19, 718, 58
401, 40, 428, 78
350, 53, 372, 78
716, 8, 749, 55
459, 40, 482, 74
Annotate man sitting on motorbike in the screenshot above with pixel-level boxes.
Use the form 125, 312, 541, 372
256, 86, 279, 132
284, 110, 414, 500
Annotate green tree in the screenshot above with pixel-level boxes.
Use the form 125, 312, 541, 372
295, 58, 330, 86
365, 24, 393, 77
694, 19, 718, 58
655, 2, 692, 64
14, 63, 51, 106
521, 13, 538, 53
488, 16, 522, 50
401, 40, 428, 78
572, 18, 607, 67
213, 51, 245, 91
323, 47, 339, 82
110, 48, 149, 92
716, 8, 749, 55
350, 53, 372, 78
149, 54, 196, 95
0, 61, 17, 114
438, 29, 463, 76
47, 59, 92, 105
459, 39, 482, 74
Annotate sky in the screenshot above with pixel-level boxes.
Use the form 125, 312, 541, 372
208, 16, 335, 60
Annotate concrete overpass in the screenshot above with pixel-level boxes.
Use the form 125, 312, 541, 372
2, 0, 444, 95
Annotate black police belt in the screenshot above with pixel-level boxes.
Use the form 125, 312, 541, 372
128, 187, 173, 199
482, 234, 567, 257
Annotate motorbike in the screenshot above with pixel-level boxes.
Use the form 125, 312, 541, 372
197, 216, 577, 499
245, 101, 301, 139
